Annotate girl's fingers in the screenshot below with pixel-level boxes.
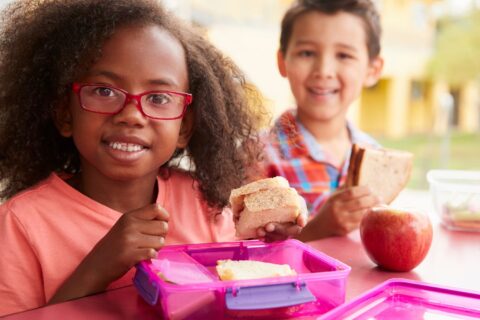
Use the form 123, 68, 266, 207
130, 204, 170, 221
138, 220, 169, 236
296, 212, 307, 227
136, 234, 165, 250
135, 248, 158, 261
263, 222, 302, 239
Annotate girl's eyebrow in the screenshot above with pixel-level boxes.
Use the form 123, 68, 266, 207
87, 70, 178, 86
88, 70, 121, 81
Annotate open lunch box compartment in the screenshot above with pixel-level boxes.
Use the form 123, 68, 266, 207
319, 278, 480, 319
133, 239, 350, 319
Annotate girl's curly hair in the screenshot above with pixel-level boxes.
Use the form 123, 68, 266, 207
0, 0, 267, 210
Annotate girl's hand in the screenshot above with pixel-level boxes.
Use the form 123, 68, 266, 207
49, 204, 169, 304
256, 196, 308, 242
298, 186, 382, 242
87, 203, 169, 283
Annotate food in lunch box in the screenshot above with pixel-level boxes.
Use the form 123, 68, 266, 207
443, 200, 480, 230
216, 259, 296, 281
346, 144, 414, 204
229, 176, 305, 239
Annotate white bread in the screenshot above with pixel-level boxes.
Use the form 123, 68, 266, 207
216, 259, 296, 281
229, 176, 290, 215
347, 144, 413, 204
229, 177, 303, 239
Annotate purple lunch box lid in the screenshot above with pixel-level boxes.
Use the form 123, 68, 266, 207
318, 278, 480, 319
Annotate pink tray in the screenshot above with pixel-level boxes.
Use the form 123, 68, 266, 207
319, 278, 480, 319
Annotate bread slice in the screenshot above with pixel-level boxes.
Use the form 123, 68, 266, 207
229, 177, 303, 239
346, 144, 413, 204
216, 260, 296, 281
229, 176, 290, 215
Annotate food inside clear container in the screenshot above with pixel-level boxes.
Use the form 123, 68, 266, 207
427, 170, 480, 231
133, 239, 350, 319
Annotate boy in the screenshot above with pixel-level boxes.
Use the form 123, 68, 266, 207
263, 0, 384, 241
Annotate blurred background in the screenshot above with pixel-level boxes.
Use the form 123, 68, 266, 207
1, 0, 478, 190
160, 0, 480, 191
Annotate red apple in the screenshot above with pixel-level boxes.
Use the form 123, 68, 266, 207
360, 206, 433, 272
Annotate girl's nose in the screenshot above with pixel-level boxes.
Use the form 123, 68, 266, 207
112, 98, 147, 126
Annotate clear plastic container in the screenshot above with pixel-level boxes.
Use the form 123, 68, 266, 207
319, 278, 480, 319
427, 170, 480, 232
133, 239, 350, 319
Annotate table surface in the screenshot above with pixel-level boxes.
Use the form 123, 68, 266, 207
3, 190, 480, 319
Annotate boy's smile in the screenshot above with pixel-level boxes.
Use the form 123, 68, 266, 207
278, 11, 382, 126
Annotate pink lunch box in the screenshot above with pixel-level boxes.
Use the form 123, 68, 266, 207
133, 239, 350, 319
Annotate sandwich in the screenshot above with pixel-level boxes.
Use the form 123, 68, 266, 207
229, 176, 304, 239
346, 144, 414, 204
216, 259, 296, 281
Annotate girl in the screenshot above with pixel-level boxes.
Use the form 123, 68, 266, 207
0, 0, 302, 315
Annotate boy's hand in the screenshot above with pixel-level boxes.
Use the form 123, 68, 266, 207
298, 186, 382, 242
256, 196, 308, 242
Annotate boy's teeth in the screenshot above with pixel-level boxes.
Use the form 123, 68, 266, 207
109, 142, 143, 152
312, 88, 335, 95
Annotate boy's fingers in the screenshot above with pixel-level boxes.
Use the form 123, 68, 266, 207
338, 185, 372, 200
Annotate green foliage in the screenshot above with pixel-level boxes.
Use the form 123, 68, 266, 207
377, 132, 480, 190
427, 10, 480, 86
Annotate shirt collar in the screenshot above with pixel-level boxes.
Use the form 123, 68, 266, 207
273, 109, 379, 161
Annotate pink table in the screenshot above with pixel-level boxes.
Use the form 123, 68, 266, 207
308, 223, 480, 301
3, 223, 479, 319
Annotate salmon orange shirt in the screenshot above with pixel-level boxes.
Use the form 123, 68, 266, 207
0, 170, 235, 316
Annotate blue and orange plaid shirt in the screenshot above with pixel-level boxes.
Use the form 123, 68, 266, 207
262, 110, 379, 216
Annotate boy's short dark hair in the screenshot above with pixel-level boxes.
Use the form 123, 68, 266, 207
279, 0, 381, 60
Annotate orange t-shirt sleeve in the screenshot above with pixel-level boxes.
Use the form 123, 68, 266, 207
0, 206, 45, 316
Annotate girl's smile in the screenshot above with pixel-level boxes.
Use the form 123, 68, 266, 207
103, 136, 150, 163
58, 24, 191, 188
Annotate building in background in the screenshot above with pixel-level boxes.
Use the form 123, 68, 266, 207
174, 0, 479, 138
1, 0, 475, 138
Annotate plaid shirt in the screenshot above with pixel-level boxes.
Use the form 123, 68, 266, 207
262, 110, 379, 216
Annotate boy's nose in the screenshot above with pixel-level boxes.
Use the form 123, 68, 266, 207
313, 56, 334, 78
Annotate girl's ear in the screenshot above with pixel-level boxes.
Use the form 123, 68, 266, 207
277, 50, 288, 78
176, 109, 194, 149
364, 56, 384, 87
53, 104, 73, 137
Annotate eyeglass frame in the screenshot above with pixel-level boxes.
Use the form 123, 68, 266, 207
72, 82, 193, 120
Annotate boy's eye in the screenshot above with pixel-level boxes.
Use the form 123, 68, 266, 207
338, 52, 354, 60
298, 50, 315, 57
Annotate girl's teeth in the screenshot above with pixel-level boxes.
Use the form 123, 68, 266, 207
109, 142, 143, 152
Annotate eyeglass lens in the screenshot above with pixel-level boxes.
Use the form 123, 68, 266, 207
80, 85, 186, 119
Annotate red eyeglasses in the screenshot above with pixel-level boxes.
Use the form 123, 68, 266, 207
72, 83, 193, 120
